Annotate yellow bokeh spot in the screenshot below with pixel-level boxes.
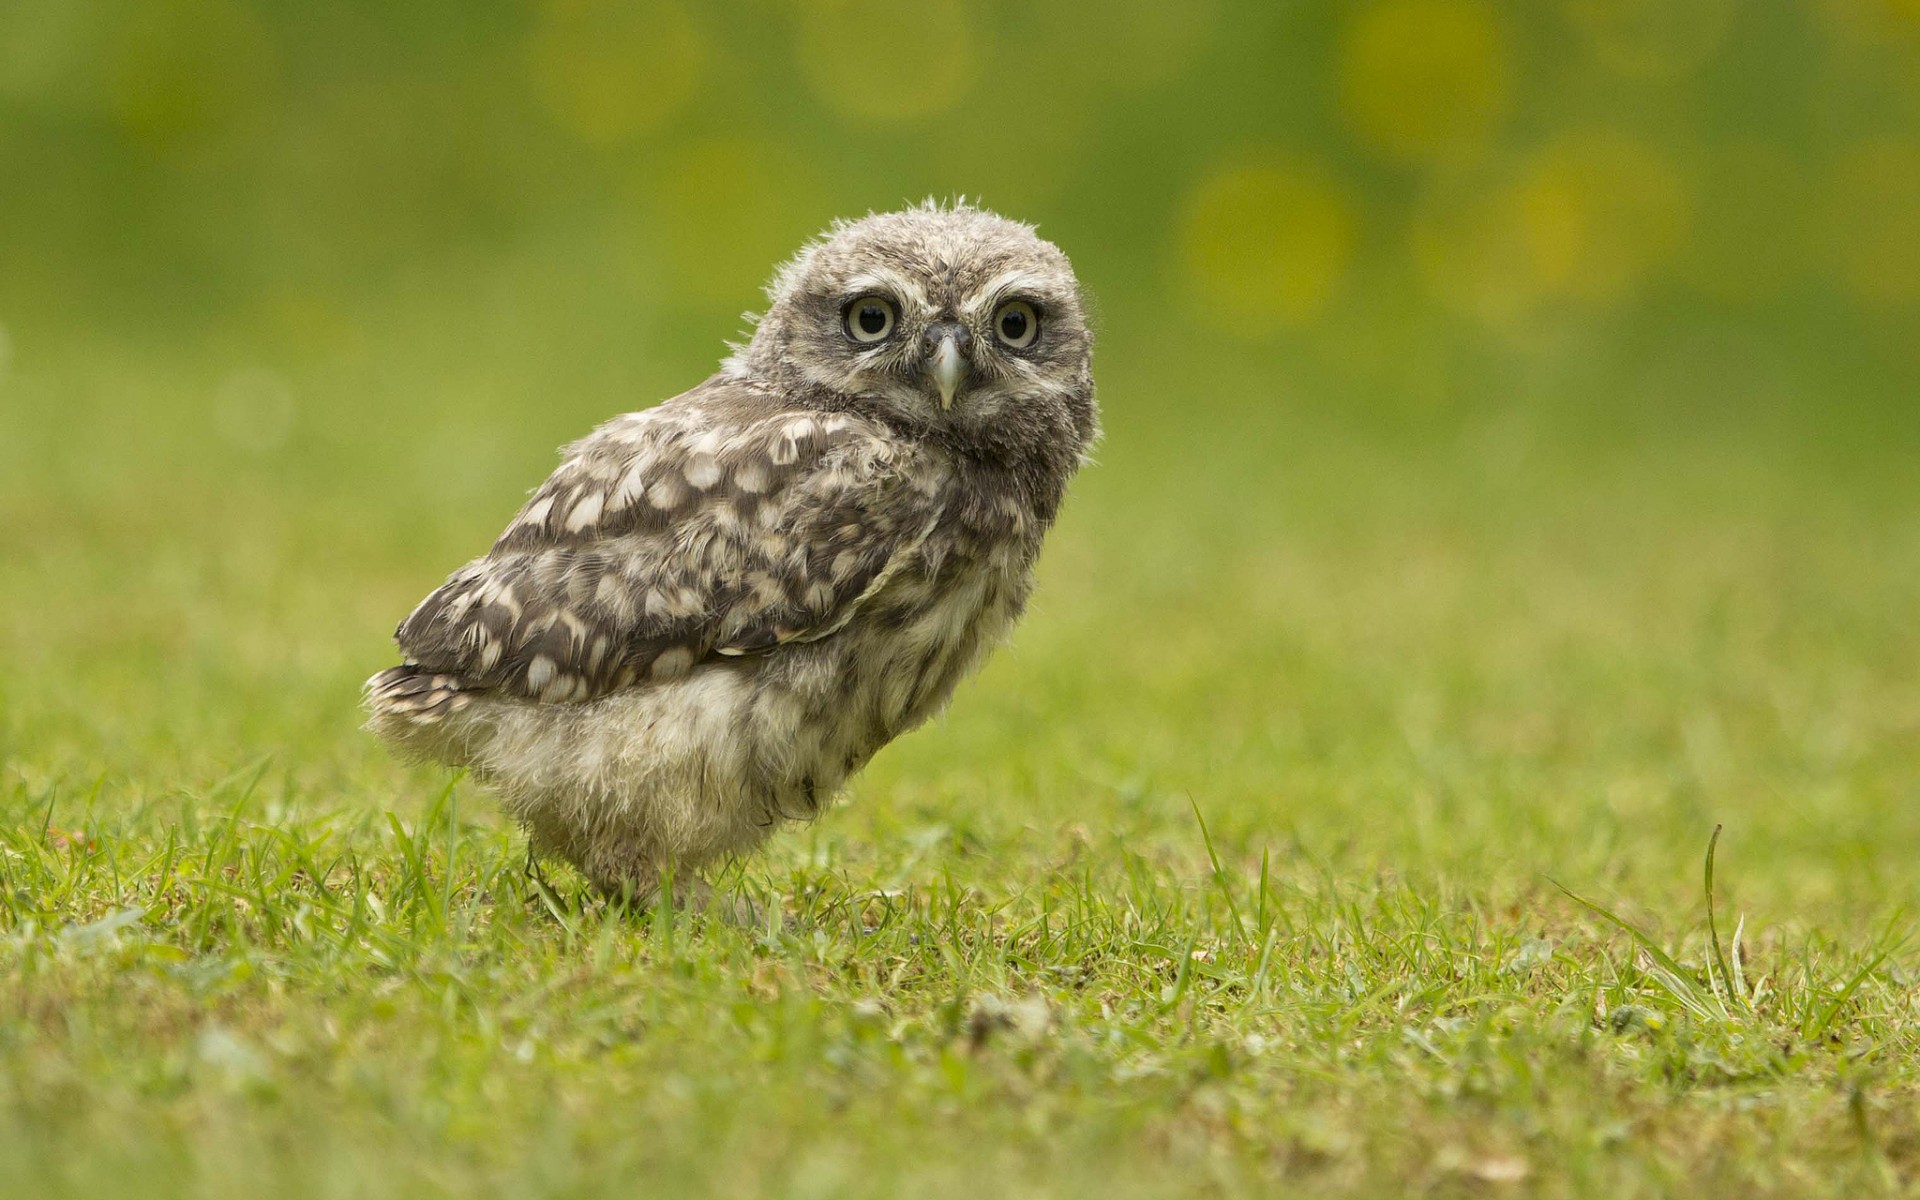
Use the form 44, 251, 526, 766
1340, 0, 1511, 165
1515, 131, 1691, 303
796, 0, 976, 125
1825, 140, 1920, 306
1179, 162, 1358, 334
527, 0, 705, 144
1565, 0, 1734, 78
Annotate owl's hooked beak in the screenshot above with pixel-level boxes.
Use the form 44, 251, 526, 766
921, 322, 971, 410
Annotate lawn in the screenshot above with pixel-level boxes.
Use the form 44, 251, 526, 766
3, 326, 1919, 1198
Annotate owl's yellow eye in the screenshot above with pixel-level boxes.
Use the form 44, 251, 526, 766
993, 300, 1039, 348
844, 296, 897, 343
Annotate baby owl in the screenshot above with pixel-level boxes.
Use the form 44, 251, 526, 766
366, 203, 1098, 897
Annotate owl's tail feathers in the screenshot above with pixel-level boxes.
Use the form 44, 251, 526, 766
364, 665, 488, 767
365, 664, 471, 722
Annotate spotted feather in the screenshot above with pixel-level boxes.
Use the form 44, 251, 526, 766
371, 376, 950, 709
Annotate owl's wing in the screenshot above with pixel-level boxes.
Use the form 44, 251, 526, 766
380, 377, 947, 706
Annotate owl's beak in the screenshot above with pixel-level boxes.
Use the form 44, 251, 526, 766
922, 323, 971, 410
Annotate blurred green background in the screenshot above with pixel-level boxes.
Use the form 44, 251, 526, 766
2, 0, 1919, 864
3, 0, 1918, 433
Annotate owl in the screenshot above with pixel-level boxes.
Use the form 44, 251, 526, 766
365, 202, 1098, 903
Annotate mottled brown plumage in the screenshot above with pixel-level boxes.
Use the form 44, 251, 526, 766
366, 202, 1097, 897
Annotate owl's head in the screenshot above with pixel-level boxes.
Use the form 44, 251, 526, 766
729, 202, 1097, 461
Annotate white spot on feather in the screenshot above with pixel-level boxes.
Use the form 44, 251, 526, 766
681, 584, 708, 612
684, 454, 721, 489
492, 585, 523, 621
734, 460, 771, 493
566, 491, 605, 532
594, 573, 634, 619
611, 460, 650, 511
650, 646, 694, 680
649, 475, 686, 510
520, 495, 555, 528
771, 418, 818, 465
744, 572, 785, 607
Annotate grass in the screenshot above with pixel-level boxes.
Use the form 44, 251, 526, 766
4, 327, 1920, 1198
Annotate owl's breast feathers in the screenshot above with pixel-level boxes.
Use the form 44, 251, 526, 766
367, 376, 974, 721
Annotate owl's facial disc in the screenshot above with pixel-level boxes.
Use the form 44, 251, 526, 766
921, 321, 972, 409
737, 206, 1091, 442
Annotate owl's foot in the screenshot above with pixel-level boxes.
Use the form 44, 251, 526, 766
656, 873, 762, 928
591, 869, 769, 930
684, 878, 772, 931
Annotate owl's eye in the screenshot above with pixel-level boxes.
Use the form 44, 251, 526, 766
844, 296, 897, 344
993, 300, 1040, 349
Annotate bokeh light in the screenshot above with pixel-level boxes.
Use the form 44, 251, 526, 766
1514, 130, 1692, 304
1179, 160, 1358, 334
1339, 0, 1511, 166
0, 0, 1912, 426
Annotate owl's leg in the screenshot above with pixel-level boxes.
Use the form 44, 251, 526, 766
657, 870, 768, 929
512, 777, 775, 926
563, 837, 764, 928
584, 864, 765, 929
